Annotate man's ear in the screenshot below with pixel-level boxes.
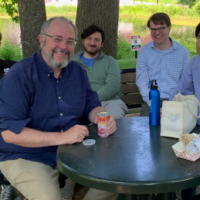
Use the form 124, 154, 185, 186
38, 35, 44, 48
101, 43, 104, 48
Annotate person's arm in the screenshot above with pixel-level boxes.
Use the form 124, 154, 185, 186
136, 48, 150, 106
182, 49, 190, 71
96, 57, 121, 101
169, 58, 195, 100
0, 63, 90, 147
2, 125, 89, 147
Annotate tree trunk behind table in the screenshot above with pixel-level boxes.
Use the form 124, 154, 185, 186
75, 0, 119, 59
18, 0, 46, 58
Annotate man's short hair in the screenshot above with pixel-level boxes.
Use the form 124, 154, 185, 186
147, 12, 171, 28
195, 23, 200, 37
81, 25, 105, 43
40, 17, 77, 40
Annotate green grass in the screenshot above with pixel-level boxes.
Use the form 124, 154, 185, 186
117, 58, 137, 69
129, 0, 189, 4
0, 40, 22, 61
46, 5, 77, 17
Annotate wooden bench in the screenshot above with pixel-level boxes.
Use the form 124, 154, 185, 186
121, 68, 143, 115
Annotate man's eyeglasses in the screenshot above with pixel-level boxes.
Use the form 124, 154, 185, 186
44, 33, 77, 48
149, 26, 168, 33
196, 36, 200, 42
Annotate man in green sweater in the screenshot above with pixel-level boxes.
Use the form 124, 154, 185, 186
73, 25, 128, 119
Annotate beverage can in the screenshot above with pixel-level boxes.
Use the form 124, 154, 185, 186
97, 112, 110, 138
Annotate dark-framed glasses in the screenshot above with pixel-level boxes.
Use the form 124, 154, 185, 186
44, 33, 77, 48
149, 26, 168, 33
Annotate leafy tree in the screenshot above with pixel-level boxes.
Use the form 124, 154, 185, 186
0, 0, 46, 57
0, 0, 19, 23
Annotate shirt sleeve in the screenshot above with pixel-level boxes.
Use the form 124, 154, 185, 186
136, 48, 150, 106
169, 59, 195, 100
96, 57, 121, 101
0, 65, 32, 134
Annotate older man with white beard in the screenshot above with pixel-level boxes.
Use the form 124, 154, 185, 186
0, 17, 117, 200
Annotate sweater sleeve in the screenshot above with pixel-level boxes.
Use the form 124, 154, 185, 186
96, 57, 121, 101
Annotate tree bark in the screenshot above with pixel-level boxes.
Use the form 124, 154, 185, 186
75, 0, 119, 58
18, 0, 46, 58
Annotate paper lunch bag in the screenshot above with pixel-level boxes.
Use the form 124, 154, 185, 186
161, 93, 200, 138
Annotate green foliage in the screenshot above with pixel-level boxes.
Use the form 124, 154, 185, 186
170, 26, 197, 57
117, 58, 137, 69
0, 40, 22, 61
0, 0, 19, 23
117, 35, 137, 69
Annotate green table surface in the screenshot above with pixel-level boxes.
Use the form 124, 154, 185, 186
57, 117, 200, 194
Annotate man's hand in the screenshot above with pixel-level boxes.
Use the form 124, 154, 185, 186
107, 115, 116, 135
63, 125, 89, 144
94, 115, 116, 135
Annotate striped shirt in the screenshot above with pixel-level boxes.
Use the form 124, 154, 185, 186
136, 38, 190, 106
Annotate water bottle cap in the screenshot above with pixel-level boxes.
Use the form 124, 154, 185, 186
83, 139, 96, 146
151, 80, 158, 89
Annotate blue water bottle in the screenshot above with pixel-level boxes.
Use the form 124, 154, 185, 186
149, 80, 160, 126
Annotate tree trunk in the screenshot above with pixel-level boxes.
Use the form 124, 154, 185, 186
75, 0, 119, 58
18, 0, 46, 58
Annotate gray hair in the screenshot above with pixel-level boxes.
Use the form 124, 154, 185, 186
40, 17, 77, 39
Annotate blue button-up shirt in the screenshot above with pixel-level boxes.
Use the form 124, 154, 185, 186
136, 38, 190, 106
0, 51, 101, 168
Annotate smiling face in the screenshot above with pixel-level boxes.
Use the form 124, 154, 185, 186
38, 19, 76, 69
82, 31, 103, 58
149, 20, 171, 48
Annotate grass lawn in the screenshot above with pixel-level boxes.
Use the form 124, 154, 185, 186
117, 57, 137, 69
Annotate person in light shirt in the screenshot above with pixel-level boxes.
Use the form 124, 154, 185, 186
171, 22, 200, 126
136, 12, 195, 200
136, 12, 190, 116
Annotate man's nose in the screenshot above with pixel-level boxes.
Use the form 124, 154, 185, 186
59, 40, 69, 49
155, 29, 160, 34
90, 39, 96, 45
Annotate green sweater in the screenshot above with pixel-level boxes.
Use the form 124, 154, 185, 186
73, 50, 121, 102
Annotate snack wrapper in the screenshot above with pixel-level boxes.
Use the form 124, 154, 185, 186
172, 133, 200, 162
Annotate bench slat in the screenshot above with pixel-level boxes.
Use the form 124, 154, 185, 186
121, 94, 142, 104
121, 84, 139, 93
121, 72, 136, 83
120, 69, 142, 109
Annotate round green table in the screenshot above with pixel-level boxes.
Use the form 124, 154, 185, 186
57, 117, 200, 200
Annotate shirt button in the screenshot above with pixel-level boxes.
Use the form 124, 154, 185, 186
61, 130, 63, 132
58, 96, 61, 100
57, 80, 59, 83
50, 71, 53, 73
60, 113, 63, 116
48, 74, 50, 76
